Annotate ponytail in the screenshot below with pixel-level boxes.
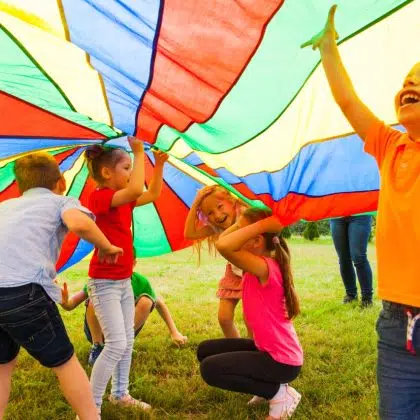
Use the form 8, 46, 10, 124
272, 235, 300, 319
242, 207, 300, 319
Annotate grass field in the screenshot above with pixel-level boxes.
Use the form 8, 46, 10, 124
4, 237, 380, 419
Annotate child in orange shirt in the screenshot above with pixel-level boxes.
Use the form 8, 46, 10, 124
303, 6, 420, 418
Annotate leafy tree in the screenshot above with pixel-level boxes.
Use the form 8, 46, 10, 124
281, 226, 292, 239
303, 222, 320, 241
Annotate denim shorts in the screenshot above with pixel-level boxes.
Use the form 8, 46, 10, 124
0, 283, 74, 368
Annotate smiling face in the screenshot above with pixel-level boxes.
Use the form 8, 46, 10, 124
395, 62, 420, 130
200, 194, 237, 230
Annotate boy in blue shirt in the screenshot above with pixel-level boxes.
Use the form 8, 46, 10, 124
0, 152, 122, 419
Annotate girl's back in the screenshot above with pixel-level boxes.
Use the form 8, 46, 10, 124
243, 257, 303, 367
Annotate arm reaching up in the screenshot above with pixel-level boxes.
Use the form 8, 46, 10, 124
111, 136, 145, 207
184, 186, 216, 240
216, 216, 283, 283
136, 150, 168, 206
301, 5, 378, 140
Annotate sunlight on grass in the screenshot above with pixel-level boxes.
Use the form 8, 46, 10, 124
5, 237, 379, 419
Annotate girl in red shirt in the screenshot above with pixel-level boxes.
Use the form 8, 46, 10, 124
85, 137, 167, 415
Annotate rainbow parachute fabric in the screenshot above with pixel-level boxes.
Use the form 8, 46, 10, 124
0, 0, 417, 270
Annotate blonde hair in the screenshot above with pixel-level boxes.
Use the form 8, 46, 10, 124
14, 152, 61, 193
194, 185, 248, 261
243, 208, 300, 320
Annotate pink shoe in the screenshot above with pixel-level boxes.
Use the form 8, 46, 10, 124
266, 385, 301, 419
109, 393, 151, 411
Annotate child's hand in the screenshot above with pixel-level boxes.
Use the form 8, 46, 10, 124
301, 5, 338, 50
171, 331, 188, 347
98, 244, 123, 264
128, 136, 144, 155
153, 150, 169, 166
60, 282, 73, 310
195, 185, 215, 204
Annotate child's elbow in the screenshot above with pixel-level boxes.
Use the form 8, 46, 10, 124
66, 217, 89, 236
215, 240, 226, 254
132, 185, 144, 197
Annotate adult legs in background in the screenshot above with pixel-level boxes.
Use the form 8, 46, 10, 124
330, 218, 358, 301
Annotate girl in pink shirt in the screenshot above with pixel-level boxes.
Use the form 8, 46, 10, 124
197, 209, 303, 420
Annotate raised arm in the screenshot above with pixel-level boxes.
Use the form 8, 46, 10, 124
111, 136, 145, 207
216, 216, 283, 283
135, 150, 168, 206
183, 186, 216, 240
62, 209, 123, 263
301, 5, 378, 140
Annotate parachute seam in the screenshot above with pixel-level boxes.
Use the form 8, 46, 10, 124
134, 0, 166, 138
157, 0, 413, 155
0, 23, 76, 111
0, 91, 113, 139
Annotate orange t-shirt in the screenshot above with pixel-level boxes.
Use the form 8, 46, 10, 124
365, 121, 420, 307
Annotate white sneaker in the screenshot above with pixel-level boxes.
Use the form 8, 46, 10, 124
109, 393, 151, 411
248, 395, 266, 405
267, 385, 301, 419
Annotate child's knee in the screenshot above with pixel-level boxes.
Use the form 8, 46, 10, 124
218, 312, 234, 327
199, 358, 215, 385
104, 339, 128, 360
200, 357, 223, 387
196, 340, 211, 362
136, 297, 154, 313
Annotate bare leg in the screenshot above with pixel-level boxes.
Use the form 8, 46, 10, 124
52, 355, 98, 420
134, 297, 153, 332
218, 298, 240, 338
155, 297, 187, 346
86, 301, 104, 345
0, 357, 17, 418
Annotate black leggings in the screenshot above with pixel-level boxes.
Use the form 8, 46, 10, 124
197, 338, 301, 400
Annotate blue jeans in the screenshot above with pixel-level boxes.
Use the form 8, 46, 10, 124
377, 301, 420, 419
88, 278, 135, 408
330, 215, 373, 299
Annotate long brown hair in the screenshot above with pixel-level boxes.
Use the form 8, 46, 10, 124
243, 208, 300, 319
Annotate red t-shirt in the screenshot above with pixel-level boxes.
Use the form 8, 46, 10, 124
88, 188, 135, 280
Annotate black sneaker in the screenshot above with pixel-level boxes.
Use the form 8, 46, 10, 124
361, 297, 373, 309
343, 294, 358, 304
88, 343, 104, 366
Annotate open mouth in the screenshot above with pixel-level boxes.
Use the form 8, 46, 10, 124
216, 216, 228, 225
400, 91, 420, 106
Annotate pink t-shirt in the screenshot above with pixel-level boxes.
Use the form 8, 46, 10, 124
242, 257, 303, 366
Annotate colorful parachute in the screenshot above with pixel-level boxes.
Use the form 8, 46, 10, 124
0, 0, 417, 269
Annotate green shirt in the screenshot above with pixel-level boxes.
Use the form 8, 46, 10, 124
84, 272, 156, 302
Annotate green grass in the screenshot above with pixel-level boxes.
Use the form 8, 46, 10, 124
5, 237, 380, 419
